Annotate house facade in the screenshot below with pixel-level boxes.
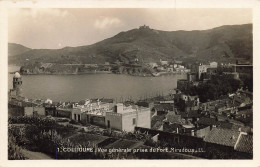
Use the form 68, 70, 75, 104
24, 107, 45, 116
105, 103, 151, 132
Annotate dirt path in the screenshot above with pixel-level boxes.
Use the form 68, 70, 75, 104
21, 149, 53, 160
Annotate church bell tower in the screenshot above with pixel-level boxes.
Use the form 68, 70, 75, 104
13, 72, 22, 96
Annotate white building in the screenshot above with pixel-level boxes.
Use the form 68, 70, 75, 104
160, 60, 168, 66
210, 62, 218, 68
105, 103, 151, 132
73, 99, 111, 114
148, 62, 158, 68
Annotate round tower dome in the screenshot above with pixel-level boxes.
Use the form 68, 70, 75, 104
14, 72, 21, 78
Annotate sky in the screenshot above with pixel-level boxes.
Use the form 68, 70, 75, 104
8, 8, 252, 49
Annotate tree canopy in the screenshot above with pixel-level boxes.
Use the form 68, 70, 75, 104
181, 75, 241, 102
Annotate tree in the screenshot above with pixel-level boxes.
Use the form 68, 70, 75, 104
183, 74, 242, 103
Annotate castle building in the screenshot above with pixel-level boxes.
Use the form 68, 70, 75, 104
198, 62, 218, 80
139, 25, 150, 29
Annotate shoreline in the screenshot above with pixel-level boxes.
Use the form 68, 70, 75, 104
9, 71, 187, 77
8, 65, 189, 77
152, 71, 189, 77
9, 72, 187, 77
9, 69, 188, 77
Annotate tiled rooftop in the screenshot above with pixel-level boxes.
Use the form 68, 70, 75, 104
197, 117, 219, 126
204, 128, 240, 147
235, 134, 253, 154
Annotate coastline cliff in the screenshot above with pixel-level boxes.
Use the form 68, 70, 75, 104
19, 62, 154, 76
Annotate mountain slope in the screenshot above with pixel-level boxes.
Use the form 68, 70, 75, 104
8, 43, 31, 57
8, 24, 252, 65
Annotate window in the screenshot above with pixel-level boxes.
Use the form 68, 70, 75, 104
174, 137, 179, 143
133, 118, 136, 125
107, 120, 110, 128
33, 111, 38, 116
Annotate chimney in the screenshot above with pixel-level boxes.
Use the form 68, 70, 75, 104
191, 130, 195, 136
115, 103, 124, 113
231, 135, 235, 140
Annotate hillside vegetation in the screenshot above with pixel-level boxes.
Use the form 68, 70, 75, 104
8, 24, 252, 65
8, 43, 31, 57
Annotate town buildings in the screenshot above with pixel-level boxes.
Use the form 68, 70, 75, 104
70, 99, 113, 126
8, 64, 253, 159
70, 102, 151, 132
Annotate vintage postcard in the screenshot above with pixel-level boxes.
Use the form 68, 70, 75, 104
0, 0, 260, 166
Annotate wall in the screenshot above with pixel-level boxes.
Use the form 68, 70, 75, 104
198, 65, 209, 79
56, 109, 72, 118
24, 107, 46, 116
233, 65, 253, 74
10, 90, 17, 97
136, 101, 154, 109
89, 115, 106, 127
71, 109, 81, 122
34, 107, 45, 116
137, 108, 151, 129
224, 72, 240, 80
45, 107, 56, 116
195, 126, 211, 138
105, 107, 151, 132
121, 108, 151, 132
105, 112, 122, 131
122, 112, 137, 132
210, 62, 218, 68
8, 104, 24, 117
80, 113, 88, 124
188, 73, 197, 82
24, 107, 33, 116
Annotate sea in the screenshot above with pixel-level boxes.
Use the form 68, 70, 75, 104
8, 65, 186, 102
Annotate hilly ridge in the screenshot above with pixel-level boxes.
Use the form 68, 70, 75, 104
8, 24, 252, 65
8, 43, 31, 57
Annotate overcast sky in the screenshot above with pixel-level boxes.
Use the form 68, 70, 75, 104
8, 8, 252, 49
